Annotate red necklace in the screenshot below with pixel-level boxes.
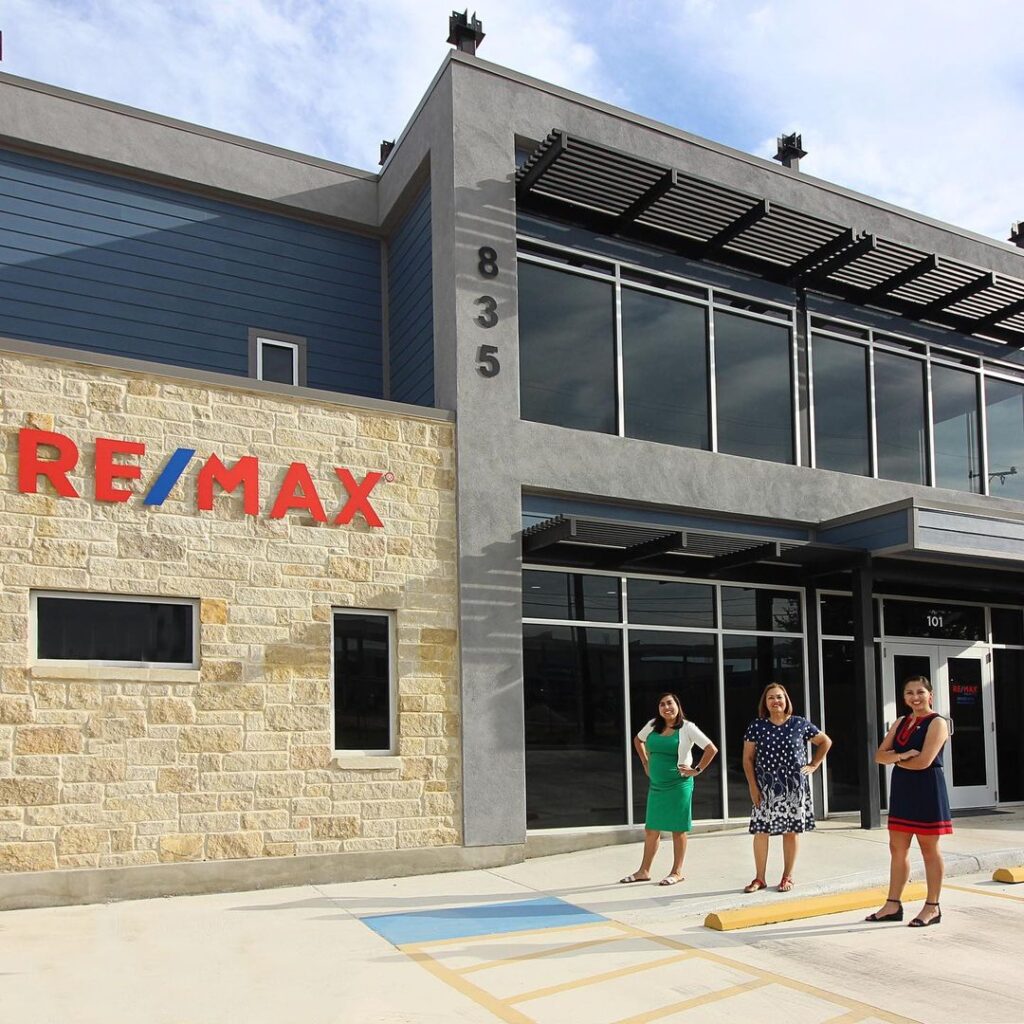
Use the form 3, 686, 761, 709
896, 712, 933, 747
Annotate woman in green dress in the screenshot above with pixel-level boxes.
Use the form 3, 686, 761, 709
619, 693, 718, 886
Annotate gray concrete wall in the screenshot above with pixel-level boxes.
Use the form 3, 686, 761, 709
441, 56, 1024, 847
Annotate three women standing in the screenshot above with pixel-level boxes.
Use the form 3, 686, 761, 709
742, 683, 832, 893
620, 693, 718, 886
866, 675, 951, 926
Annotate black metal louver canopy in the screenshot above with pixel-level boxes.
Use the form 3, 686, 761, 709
516, 131, 1024, 347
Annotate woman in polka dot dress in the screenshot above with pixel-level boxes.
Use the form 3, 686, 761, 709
741, 683, 832, 893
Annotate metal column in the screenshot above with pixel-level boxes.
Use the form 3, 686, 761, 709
851, 560, 881, 828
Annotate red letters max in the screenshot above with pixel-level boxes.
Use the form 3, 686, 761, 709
17, 428, 385, 528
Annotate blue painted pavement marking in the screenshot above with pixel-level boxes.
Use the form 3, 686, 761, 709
360, 896, 605, 947
143, 448, 196, 505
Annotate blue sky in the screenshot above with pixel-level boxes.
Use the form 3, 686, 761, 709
4, 0, 1024, 241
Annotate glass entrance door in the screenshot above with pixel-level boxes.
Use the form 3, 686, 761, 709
883, 642, 995, 809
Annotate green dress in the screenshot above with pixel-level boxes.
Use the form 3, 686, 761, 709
644, 729, 694, 832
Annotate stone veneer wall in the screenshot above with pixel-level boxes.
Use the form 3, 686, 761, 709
0, 350, 459, 873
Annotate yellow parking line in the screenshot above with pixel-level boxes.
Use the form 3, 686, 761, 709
613, 978, 771, 1024
946, 883, 1024, 904
506, 950, 696, 1004
456, 931, 628, 975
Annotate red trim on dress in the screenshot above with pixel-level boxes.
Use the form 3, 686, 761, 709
887, 814, 953, 835
895, 712, 937, 747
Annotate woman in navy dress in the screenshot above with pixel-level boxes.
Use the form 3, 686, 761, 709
741, 683, 831, 893
866, 675, 951, 927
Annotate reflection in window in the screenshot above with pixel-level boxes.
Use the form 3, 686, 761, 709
714, 311, 793, 464
932, 365, 980, 493
523, 624, 626, 828
627, 578, 715, 628
721, 587, 801, 632
522, 570, 621, 622
629, 631, 721, 822
518, 262, 616, 433
874, 350, 927, 485
621, 289, 709, 448
985, 377, 1024, 500
722, 635, 804, 814
812, 335, 870, 476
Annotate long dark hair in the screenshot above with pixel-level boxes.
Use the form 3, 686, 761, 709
652, 692, 685, 733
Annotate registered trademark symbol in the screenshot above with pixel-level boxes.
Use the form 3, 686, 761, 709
384, 472, 396, 483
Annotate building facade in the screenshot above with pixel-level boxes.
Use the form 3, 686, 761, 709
2, 36, 1024, 904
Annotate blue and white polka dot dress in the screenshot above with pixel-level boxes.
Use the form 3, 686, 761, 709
744, 715, 819, 835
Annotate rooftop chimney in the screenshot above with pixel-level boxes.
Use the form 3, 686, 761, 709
379, 140, 395, 166
448, 10, 485, 54
1011, 222, 1024, 248
774, 133, 807, 171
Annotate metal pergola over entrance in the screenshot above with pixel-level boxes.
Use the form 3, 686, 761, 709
517, 131, 1024, 348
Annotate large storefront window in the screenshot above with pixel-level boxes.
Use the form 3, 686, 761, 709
931, 364, 981, 493
523, 623, 626, 829
713, 311, 794, 464
993, 649, 1024, 802
522, 571, 807, 829
621, 288, 709, 448
984, 377, 1024, 500
518, 261, 616, 433
874, 350, 928, 485
811, 335, 871, 476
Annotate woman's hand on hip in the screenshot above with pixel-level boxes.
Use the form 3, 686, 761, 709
679, 766, 699, 777
800, 764, 818, 776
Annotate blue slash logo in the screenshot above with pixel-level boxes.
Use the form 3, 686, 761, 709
143, 449, 196, 505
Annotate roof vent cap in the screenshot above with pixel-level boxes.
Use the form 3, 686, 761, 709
448, 10, 485, 54
1010, 222, 1024, 248
774, 132, 807, 171
379, 140, 395, 166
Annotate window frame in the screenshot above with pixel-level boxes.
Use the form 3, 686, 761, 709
331, 607, 397, 756
248, 328, 307, 386
30, 591, 199, 669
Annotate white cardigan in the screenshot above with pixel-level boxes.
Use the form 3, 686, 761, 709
636, 719, 713, 769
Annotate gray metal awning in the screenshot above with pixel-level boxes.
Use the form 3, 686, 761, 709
522, 514, 857, 577
517, 131, 1024, 347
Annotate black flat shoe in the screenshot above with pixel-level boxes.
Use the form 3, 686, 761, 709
908, 901, 941, 927
865, 898, 903, 922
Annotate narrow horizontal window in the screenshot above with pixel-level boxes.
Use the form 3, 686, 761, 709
333, 611, 394, 753
34, 593, 196, 665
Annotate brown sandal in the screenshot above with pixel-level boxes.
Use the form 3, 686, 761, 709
743, 878, 767, 893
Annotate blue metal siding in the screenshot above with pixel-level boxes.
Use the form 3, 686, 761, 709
816, 509, 910, 550
387, 186, 434, 406
0, 148, 382, 395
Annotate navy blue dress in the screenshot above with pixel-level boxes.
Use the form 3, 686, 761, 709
888, 713, 953, 835
744, 715, 820, 835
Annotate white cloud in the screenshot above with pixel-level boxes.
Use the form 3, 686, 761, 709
663, 0, 1024, 240
1, 0, 614, 169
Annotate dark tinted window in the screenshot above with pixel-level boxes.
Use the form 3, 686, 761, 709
627, 578, 715, 628
874, 351, 927, 484
518, 262, 616, 433
991, 607, 1024, 646
36, 596, 193, 664
260, 341, 296, 384
812, 335, 870, 476
334, 613, 391, 751
984, 377, 1024, 500
714, 311, 793, 463
819, 593, 880, 638
621, 289, 709, 448
722, 635, 804, 813
932, 365, 980, 493
721, 587, 801, 632
522, 571, 621, 622
523, 624, 626, 828
629, 631, 721, 822
994, 649, 1024, 801
882, 600, 984, 641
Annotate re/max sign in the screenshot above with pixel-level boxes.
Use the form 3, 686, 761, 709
17, 429, 385, 528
